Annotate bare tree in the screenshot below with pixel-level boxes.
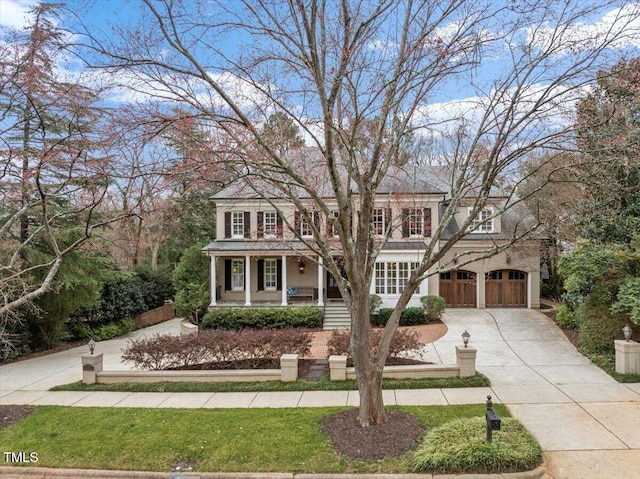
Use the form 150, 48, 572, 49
78, 0, 640, 425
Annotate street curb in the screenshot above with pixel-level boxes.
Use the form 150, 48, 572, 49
0, 466, 552, 479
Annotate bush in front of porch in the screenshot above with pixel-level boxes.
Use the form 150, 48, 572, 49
202, 306, 322, 330
372, 307, 427, 327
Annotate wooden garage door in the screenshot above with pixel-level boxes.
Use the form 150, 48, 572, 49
485, 270, 527, 307
440, 270, 476, 308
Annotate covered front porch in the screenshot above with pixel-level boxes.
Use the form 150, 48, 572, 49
203, 241, 343, 308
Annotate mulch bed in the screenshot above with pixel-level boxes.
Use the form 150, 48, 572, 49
321, 408, 424, 460
0, 405, 37, 429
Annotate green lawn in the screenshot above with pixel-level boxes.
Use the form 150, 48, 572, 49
51, 373, 489, 393
0, 404, 511, 474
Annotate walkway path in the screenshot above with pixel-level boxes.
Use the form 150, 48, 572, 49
1, 310, 640, 479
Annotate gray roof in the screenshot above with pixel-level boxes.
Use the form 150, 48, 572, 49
211, 148, 453, 201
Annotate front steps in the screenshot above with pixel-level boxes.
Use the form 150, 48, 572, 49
323, 302, 351, 330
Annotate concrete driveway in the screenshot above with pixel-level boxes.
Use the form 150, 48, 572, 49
435, 309, 640, 479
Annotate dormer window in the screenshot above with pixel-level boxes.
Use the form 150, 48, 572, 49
470, 208, 494, 233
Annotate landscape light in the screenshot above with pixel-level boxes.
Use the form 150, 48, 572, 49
462, 330, 470, 348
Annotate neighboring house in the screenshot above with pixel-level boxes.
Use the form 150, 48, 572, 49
202, 161, 540, 329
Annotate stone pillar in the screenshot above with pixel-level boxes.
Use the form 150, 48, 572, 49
280, 354, 298, 382
329, 355, 347, 381
209, 255, 217, 306
615, 340, 640, 375
456, 346, 477, 377
82, 353, 103, 384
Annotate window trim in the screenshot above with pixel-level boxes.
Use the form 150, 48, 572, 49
264, 259, 277, 290
231, 259, 244, 290
231, 212, 245, 238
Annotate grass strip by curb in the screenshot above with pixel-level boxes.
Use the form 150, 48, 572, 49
0, 404, 523, 474
50, 373, 489, 393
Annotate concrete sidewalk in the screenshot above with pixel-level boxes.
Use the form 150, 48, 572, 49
1, 310, 640, 479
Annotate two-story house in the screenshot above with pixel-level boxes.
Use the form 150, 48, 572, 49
202, 163, 540, 329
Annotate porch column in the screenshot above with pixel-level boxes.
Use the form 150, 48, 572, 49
244, 254, 252, 306
317, 256, 324, 306
281, 254, 288, 306
209, 255, 217, 306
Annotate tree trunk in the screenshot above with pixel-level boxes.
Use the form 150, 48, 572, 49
356, 365, 385, 426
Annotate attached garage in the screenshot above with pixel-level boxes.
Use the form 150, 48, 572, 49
440, 270, 477, 308
485, 270, 527, 307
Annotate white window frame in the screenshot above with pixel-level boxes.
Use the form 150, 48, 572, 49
263, 211, 278, 238
231, 212, 245, 238
375, 261, 419, 295
375, 262, 385, 294
299, 211, 316, 238
231, 259, 244, 290
372, 208, 387, 236
264, 259, 277, 290
407, 208, 424, 237
469, 207, 494, 233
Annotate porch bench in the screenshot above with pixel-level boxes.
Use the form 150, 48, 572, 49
287, 286, 316, 302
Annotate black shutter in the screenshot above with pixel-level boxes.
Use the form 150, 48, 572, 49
401, 209, 409, 238
276, 213, 283, 237
276, 259, 282, 290
224, 212, 231, 238
257, 260, 264, 291
326, 214, 334, 237
313, 211, 320, 230
244, 211, 251, 238
224, 259, 232, 290
423, 208, 431, 237
294, 211, 301, 235
257, 212, 264, 239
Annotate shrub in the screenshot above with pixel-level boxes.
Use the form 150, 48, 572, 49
421, 295, 445, 321
121, 328, 313, 370
369, 294, 382, 312
576, 295, 628, 352
414, 417, 542, 474
555, 304, 577, 329
201, 307, 322, 330
90, 318, 135, 341
372, 307, 428, 327
172, 244, 210, 320
326, 328, 424, 359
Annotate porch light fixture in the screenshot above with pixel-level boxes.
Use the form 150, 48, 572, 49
623, 324, 633, 342
462, 330, 471, 348
88, 338, 96, 355
298, 260, 305, 274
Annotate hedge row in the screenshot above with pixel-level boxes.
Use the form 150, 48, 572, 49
201, 307, 322, 330
121, 328, 313, 370
372, 307, 427, 327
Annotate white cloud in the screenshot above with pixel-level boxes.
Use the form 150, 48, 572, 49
0, 0, 36, 30
528, 3, 640, 53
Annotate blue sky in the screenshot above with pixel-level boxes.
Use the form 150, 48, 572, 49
2, 0, 640, 143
